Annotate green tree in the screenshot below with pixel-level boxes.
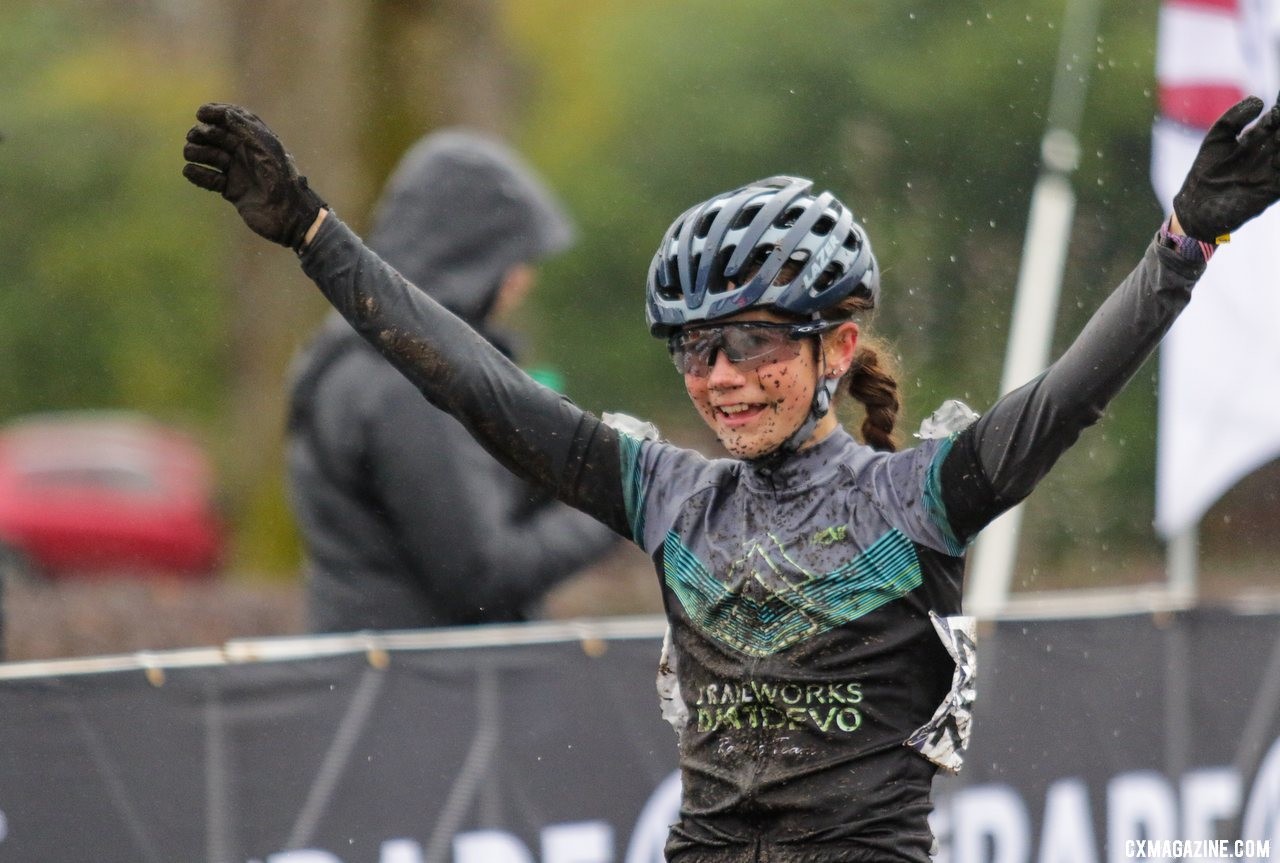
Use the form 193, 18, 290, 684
0, 5, 228, 425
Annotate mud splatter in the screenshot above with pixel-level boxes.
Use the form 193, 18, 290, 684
374, 327, 455, 390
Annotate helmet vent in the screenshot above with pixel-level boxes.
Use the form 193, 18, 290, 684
813, 215, 835, 236
842, 231, 862, 251
709, 246, 737, 293
773, 251, 808, 286
812, 262, 844, 293
660, 259, 683, 299
731, 204, 762, 230
694, 209, 717, 239
749, 245, 773, 273
776, 206, 804, 229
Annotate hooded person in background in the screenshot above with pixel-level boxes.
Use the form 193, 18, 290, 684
286, 129, 618, 633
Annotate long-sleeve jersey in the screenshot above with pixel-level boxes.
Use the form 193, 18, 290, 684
299, 214, 1204, 862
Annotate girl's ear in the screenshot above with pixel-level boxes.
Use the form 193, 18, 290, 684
825, 321, 859, 376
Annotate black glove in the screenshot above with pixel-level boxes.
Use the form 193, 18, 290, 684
182, 103, 327, 252
1173, 93, 1280, 243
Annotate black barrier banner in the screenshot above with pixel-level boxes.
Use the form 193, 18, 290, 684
0, 609, 1278, 862
934, 607, 1280, 863
0, 626, 681, 863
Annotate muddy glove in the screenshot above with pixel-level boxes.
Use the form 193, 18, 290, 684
182, 103, 326, 251
1173, 93, 1280, 243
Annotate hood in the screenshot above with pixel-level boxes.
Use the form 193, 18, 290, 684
365, 128, 575, 326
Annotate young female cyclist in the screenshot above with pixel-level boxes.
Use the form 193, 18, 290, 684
183, 94, 1280, 862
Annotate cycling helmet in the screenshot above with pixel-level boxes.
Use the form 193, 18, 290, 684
645, 175, 879, 337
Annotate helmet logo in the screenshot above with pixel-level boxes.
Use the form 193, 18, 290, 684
801, 235, 838, 291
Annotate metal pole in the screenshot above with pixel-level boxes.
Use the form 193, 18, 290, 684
964, 0, 1103, 618
1165, 526, 1198, 604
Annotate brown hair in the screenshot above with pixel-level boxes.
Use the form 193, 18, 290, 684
821, 295, 902, 453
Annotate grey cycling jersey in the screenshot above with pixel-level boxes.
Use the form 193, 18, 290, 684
299, 214, 1204, 862
622, 424, 972, 860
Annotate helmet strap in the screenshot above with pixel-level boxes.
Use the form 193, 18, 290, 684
752, 329, 840, 473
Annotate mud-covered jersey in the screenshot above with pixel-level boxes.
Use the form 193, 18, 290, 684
622, 428, 971, 861
299, 215, 1205, 863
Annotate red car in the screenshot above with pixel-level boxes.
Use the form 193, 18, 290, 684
0, 412, 224, 579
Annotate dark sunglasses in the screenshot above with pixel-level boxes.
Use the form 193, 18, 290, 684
668, 320, 838, 377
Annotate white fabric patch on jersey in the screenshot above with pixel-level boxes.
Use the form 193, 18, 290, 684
916, 399, 979, 440
602, 411, 661, 441
904, 612, 977, 773
656, 625, 689, 736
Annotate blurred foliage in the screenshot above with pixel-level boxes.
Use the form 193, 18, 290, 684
0, 3, 228, 427
4, 0, 1268, 588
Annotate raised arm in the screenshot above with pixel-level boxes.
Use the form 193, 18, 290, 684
301, 212, 632, 534
183, 103, 633, 539
936, 93, 1280, 542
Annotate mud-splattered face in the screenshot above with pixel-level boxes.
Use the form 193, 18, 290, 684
682, 309, 856, 459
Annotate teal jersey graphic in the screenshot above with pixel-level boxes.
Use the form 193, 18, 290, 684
663, 528, 924, 657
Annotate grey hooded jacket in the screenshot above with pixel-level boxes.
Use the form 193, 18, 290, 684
286, 129, 616, 633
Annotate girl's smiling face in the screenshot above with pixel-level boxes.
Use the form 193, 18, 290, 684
681, 309, 858, 459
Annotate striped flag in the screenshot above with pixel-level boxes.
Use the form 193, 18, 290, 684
1151, 0, 1280, 538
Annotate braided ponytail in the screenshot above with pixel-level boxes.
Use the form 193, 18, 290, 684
822, 296, 902, 452
846, 336, 901, 452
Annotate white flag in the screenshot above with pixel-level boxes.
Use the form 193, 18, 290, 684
1151, 0, 1280, 538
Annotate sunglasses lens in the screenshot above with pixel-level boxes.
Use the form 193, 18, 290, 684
721, 328, 799, 370
670, 325, 802, 376
670, 331, 714, 375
